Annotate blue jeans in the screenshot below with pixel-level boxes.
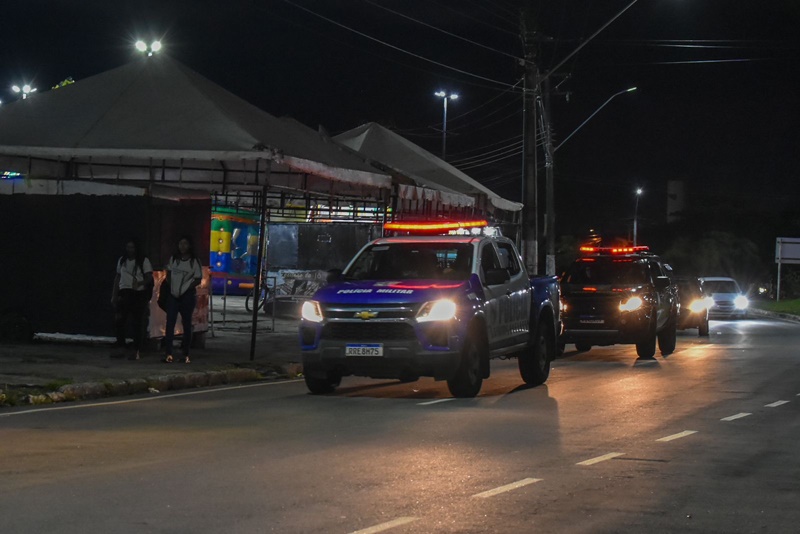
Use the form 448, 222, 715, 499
164, 290, 196, 357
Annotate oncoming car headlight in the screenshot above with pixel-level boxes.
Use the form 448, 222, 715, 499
417, 299, 457, 322
734, 295, 749, 310
619, 296, 644, 312
301, 300, 324, 322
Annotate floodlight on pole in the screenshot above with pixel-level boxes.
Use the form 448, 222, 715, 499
633, 187, 643, 246
434, 91, 459, 160
11, 83, 36, 99
135, 39, 162, 56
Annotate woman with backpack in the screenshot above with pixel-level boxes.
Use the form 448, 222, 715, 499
111, 239, 153, 360
163, 235, 203, 364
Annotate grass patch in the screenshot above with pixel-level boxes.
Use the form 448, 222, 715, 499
753, 299, 800, 315
44, 378, 73, 391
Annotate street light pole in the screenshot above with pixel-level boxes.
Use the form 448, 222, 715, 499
633, 187, 643, 246
554, 87, 637, 153
435, 91, 458, 160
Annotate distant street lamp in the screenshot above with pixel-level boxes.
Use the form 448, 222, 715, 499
434, 90, 458, 160
633, 187, 643, 246
11, 84, 37, 100
135, 40, 163, 56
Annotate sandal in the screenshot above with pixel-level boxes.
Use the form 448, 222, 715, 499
164, 355, 174, 363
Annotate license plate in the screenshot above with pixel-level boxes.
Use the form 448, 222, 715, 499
345, 343, 383, 357
580, 319, 605, 324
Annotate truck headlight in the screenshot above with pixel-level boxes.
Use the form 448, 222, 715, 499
619, 296, 643, 312
301, 300, 324, 322
688, 298, 710, 313
417, 299, 457, 322
734, 295, 749, 310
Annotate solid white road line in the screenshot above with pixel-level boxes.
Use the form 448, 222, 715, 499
472, 478, 542, 499
0, 379, 305, 418
765, 400, 790, 408
349, 517, 418, 534
720, 413, 752, 422
417, 398, 456, 406
656, 430, 698, 442
576, 452, 625, 466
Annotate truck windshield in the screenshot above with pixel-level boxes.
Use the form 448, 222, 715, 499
345, 243, 473, 281
563, 259, 649, 286
703, 280, 740, 293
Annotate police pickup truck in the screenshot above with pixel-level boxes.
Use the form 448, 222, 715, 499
299, 231, 560, 397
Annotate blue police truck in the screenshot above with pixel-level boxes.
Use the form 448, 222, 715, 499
299, 230, 560, 397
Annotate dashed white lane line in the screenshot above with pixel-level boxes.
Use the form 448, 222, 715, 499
472, 478, 542, 499
576, 452, 625, 466
765, 400, 790, 408
417, 398, 456, 406
349, 517, 418, 534
656, 430, 698, 442
721, 413, 752, 422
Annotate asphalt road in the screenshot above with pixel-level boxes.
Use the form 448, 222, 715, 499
2, 318, 799, 533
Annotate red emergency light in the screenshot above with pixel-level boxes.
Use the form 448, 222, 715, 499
579, 245, 649, 255
384, 220, 489, 232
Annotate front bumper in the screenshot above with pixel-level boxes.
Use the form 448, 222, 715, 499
300, 319, 463, 380
560, 309, 654, 345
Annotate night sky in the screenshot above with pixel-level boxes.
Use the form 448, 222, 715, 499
3, 0, 799, 240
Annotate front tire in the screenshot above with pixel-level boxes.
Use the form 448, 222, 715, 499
636, 319, 657, 358
519, 321, 553, 386
658, 316, 677, 355
698, 316, 710, 337
304, 373, 341, 395
447, 332, 484, 398
575, 342, 591, 352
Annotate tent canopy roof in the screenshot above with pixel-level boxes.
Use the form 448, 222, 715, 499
334, 122, 522, 212
0, 56, 389, 189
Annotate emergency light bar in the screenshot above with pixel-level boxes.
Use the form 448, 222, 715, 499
579, 245, 649, 254
384, 220, 488, 232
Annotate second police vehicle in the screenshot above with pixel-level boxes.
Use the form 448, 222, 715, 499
299, 220, 561, 397
560, 245, 679, 358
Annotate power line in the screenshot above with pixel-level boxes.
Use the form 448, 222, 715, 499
280, 0, 520, 89
446, 96, 524, 132
461, 0, 519, 28
429, 0, 519, 37
447, 133, 523, 158
360, 0, 524, 63
449, 141, 525, 165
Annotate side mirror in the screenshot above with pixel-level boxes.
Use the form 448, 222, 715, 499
654, 276, 670, 290
484, 268, 511, 286
326, 269, 343, 284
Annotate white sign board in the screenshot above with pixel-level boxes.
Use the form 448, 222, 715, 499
775, 237, 800, 265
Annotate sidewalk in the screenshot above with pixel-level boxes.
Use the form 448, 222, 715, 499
0, 296, 303, 407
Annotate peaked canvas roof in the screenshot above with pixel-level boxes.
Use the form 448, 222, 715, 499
0, 56, 389, 189
334, 122, 522, 212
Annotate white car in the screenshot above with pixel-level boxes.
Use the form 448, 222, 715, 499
700, 277, 748, 319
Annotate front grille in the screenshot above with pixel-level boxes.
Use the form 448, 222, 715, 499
322, 304, 417, 320
322, 322, 415, 341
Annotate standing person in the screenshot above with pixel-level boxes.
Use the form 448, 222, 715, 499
164, 235, 203, 363
111, 239, 153, 360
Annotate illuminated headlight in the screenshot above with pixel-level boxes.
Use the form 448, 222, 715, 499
688, 298, 710, 313
619, 296, 644, 312
734, 295, 749, 310
417, 299, 457, 322
301, 300, 324, 322
560, 299, 568, 313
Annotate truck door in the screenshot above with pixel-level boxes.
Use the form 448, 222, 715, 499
496, 241, 531, 346
479, 241, 510, 350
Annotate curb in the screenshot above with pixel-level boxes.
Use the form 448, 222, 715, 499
749, 308, 800, 324
2, 362, 302, 407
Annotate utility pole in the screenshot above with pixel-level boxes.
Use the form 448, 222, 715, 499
521, 8, 539, 275
542, 76, 556, 276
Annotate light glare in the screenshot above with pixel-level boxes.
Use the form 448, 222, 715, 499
151, 40, 162, 52
135, 40, 147, 52
301, 300, 324, 322
11, 85, 20, 93
417, 299, 457, 322
619, 296, 643, 312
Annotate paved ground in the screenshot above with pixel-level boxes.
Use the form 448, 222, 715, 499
1, 317, 799, 533
0, 296, 300, 387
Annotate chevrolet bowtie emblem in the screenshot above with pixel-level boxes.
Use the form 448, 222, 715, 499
354, 310, 378, 320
